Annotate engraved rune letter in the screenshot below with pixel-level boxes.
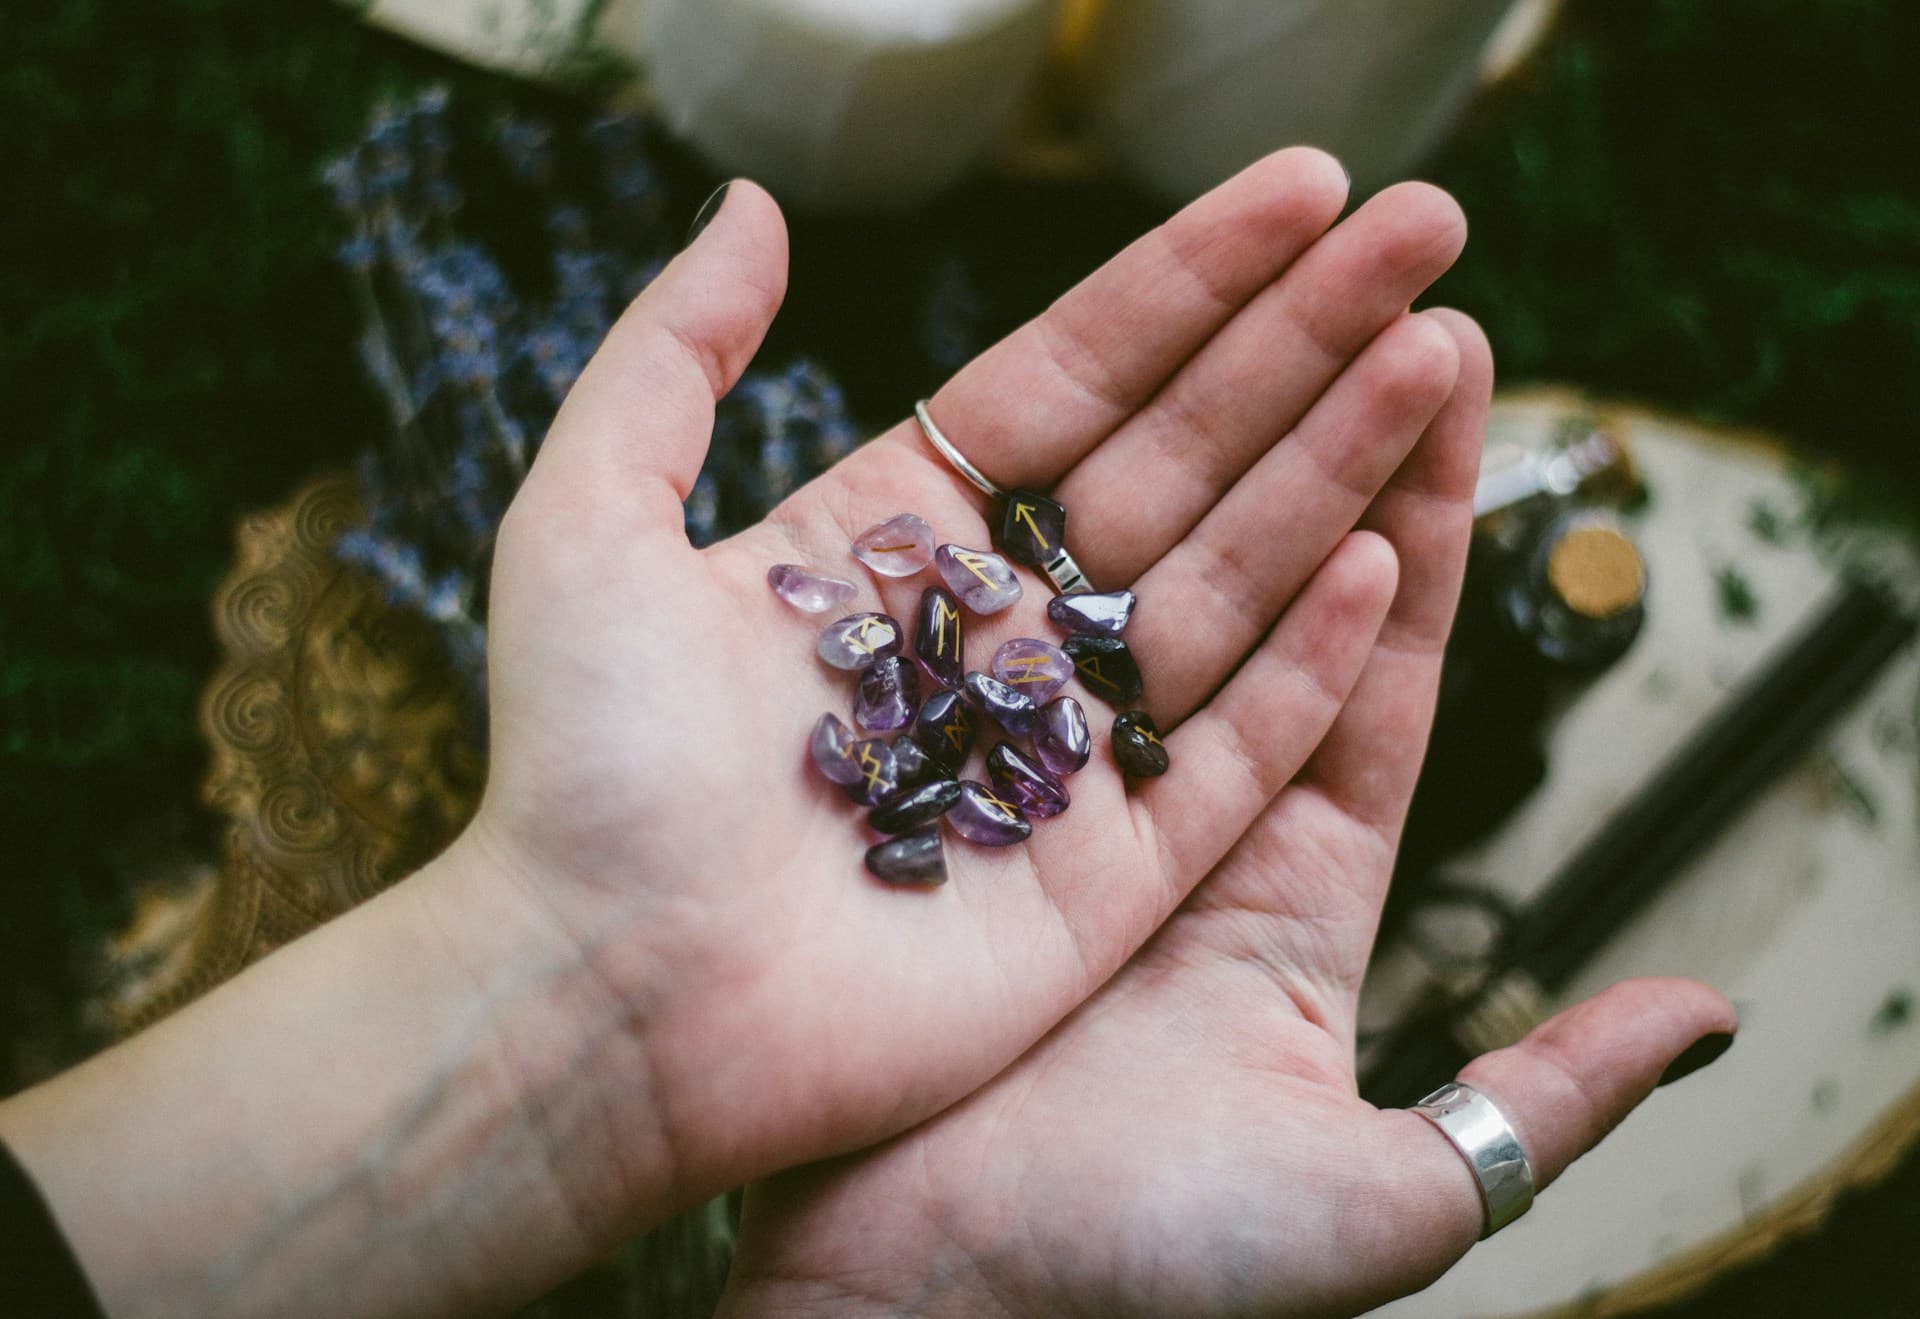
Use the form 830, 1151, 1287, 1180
1012, 502, 1051, 551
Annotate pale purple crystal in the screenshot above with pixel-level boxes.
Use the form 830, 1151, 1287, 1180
934, 544, 1023, 614
768, 563, 858, 614
987, 741, 1070, 820
809, 712, 863, 786
855, 656, 921, 732
990, 637, 1073, 704
1035, 696, 1091, 776
817, 612, 904, 670
852, 513, 935, 577
947, 781, 1032, 846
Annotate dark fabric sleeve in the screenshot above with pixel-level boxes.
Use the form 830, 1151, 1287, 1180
0, 1136, 107, 1318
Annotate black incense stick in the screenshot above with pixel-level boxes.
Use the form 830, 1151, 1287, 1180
1364, 578, 1916, 1107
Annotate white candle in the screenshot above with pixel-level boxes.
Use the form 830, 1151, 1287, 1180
1078, 0, 1517, 201
636, 0, 1060, 209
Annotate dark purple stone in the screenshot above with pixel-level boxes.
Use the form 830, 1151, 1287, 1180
1063, 633, 1143, 704
855, 655, 920, 732
1048, 589, 1136, 636
962, 670, 1041, 737
809, 712, 863, 786
843, 738, 901, 805
996, 490, 1067, 568
817, 612, 904, 670
890, 734, 942, 790
913, 586, 965, 689
1111, 711, 1169, 778
864, 826, 947, 886
868, 778, 962, 834
912, 688, 978, 772
1034, 696, 1091, 776
947, 781, 1032, 847
986, 742, 1070, 820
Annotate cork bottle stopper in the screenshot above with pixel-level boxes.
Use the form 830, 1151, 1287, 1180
1547, 524, 1645, 619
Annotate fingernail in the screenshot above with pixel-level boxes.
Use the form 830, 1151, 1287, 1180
684, 182, 731, 248
1656, 1031, 1734, 1088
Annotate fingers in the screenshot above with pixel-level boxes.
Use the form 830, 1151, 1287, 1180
1133, 532, 1399, 886
529, 180, 790, 529
924, 147, 1351, 490
1127, 311, 1461, 724
1374, 978, 1738, 1267
1058, 182, 1469, 588
1297, 308, 1492, 841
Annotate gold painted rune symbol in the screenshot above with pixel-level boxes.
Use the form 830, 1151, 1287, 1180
1011, 501, 1050, 551
952, 549, 1001, 589
930, 595, 959, 656
849, 616, 893, 655
1001, 654, 1056, 684
979, 791, 1020, 821
1078, 656, 1119, 692
855, 744, 887, 790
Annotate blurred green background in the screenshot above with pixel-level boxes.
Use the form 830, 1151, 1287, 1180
2, 0, 1917, 1313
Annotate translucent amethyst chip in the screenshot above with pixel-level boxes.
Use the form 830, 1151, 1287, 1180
962, 670, 1041, 737
1034, 696, 1091, 777
890, 734, 941, 790
990, 637, 1073, 705
912, 688, 977, 772
809, 711, 863, 786
934, 544, 1022, 615
843, 738, 901, 805
1047, 589, 1136, 636
914, 586, 965, 689
868, 778, 962, 834
986, 741, 1069, 820
767, 564, 857, 614
947, 781, 1032, 847
864, 826, 947, 887
855, 656, 921, 732
817, 612, 904, 670
852, 513, 935, 577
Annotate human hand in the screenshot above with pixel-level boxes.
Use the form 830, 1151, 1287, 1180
716, 313, 1740, 1318
454, 150, 1489, 1238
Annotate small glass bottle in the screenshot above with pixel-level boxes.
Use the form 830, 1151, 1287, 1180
1496, 510, 1648, 672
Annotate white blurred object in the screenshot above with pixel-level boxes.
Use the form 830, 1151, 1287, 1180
355, 0, 651, 80
635, 0, 1060, 210
1077, 0, 1520, 201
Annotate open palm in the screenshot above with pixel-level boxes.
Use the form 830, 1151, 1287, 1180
453, 152, 1735, 1253
718, 308, 1737, 1317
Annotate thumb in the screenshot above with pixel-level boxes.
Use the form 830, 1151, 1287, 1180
533, 179, 790, 523
1373, 977, 1737, 1283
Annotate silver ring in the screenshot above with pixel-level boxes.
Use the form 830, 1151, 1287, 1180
914, 400, 1005, 499
1409, 1081, 1535, 1237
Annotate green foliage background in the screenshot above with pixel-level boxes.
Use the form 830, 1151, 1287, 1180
2, 0, 1916, 1311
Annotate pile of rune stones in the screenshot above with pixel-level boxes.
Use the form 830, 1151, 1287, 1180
768, 490, 1169, 887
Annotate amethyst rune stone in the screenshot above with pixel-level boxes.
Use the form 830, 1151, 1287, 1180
843, 738, 901, 805
767, 564, 857, 614
868, 778, 963, 834
934, 544, 1023, 614
817, 612, 904, 670
990, 637, 1073, 704
986, 742, 1070, 820
1111, 711, 1169, 778
996, 490, 1067, 568
963, 670, 1041, 737
852, 513, 935, 577
914, 586, 966, 689
1035, 696, 1091, 776
1062, 633, 1143, 703
947, 781, 1033, 847
1047, 588, 1136, 636
890, 734, 942, 790
809, 712, 863, 786
864, 826, 947, 887
855, 656, 920, 732
913, 689, 977, 772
